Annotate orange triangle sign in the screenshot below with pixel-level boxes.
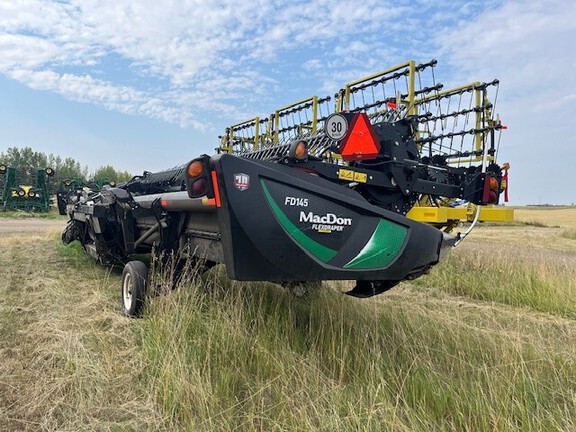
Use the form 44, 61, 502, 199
339, 113, 381, 161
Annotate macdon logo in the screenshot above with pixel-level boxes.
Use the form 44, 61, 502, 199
299, 211, 352, 228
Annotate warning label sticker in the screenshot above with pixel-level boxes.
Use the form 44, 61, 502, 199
338, 169, 367, 183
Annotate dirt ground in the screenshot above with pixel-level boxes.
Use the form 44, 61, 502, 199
0, 219, 67, 233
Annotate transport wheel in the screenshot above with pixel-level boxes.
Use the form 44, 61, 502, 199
121, 261, 148, 317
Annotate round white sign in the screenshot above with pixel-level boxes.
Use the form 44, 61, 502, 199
325, 114, 348, 141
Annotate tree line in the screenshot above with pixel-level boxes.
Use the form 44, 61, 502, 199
0, 147, 132, 188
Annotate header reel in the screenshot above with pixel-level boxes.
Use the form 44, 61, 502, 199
220, 59, 509, 231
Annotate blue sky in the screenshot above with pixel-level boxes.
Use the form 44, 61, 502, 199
0, 0, 575, 205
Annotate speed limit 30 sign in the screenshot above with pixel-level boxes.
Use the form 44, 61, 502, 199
325, 113, 349, 141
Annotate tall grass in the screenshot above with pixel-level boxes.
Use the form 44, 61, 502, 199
138, 266, 576, 431
561, 228, 576, 240
48, 221, 576, 430
414, 244, 576, 318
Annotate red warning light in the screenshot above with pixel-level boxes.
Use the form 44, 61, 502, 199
482, 175, 499, 204
338, 113, 381, 161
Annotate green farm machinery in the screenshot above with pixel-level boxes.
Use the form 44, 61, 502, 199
0, 164, 55, 212
59, 59, 511, 316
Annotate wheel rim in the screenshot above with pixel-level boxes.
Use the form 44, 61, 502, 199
122, 273, 133, 309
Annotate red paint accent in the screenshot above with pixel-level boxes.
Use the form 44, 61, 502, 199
338, 113, 381, 161
501, 125, 508, 130
211, 170, 221, 208
387, 102, 397, 109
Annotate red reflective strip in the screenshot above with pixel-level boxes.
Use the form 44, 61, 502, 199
211, 170, 221, 208
161, 200, 168, 207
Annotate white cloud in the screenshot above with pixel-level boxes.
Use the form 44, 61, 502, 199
0, 0, 276, 128
0, 0, 421, 128
0, 34, 59, 69
534, 93, 576, 113
0, 4, 573, 168
436, 0, 576, 204
1, 0, 573, 202
437, 0, 576, 93
6, 67, 202, 128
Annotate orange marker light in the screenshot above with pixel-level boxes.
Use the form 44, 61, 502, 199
489, 176, 499, 191
187, 160, 204, 178
295, 141, 307, 159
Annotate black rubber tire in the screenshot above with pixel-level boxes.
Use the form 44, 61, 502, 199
121, 261, 148, 317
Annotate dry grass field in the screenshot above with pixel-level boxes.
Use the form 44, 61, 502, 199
0, 227, 169, 430
0, 208, 575, 431
514, 207, 576, 229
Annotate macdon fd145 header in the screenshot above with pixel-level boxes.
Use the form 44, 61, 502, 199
60, 59, 510, 316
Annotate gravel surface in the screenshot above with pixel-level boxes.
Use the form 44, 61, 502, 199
0, 218, 67, 233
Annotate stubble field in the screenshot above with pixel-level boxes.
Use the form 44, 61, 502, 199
0, 207, 575, 431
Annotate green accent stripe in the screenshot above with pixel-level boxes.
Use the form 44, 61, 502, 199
261, 180, 337, 263
344, 219, 408, 269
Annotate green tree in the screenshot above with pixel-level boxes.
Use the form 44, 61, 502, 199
93, 165, 133, 184
0, 147, 134, 193
117, 170, 133, 183
56, 157, 88, 185
0, 147, 89, 187
0, 147, 48, 184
